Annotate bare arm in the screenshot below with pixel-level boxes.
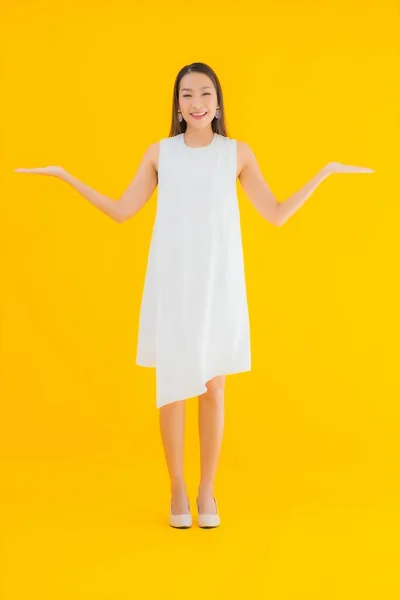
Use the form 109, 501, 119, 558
275, 168, 330, 227
116, 142, 158, 222
238, 141, 279, 225
276, 161, 374, 226
60, 171, 122, 222
238, 141, 374, 227
61, 143, 158, 223
238, 141, 328, 227
14, 143, 158, 223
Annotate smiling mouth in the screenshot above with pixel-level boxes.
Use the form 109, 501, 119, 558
190, 112, 207, 117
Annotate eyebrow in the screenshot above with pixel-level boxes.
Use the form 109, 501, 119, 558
180, 86, 213, 92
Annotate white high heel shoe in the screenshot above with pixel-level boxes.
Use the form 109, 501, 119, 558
169, 498, 192, 529
196, 496, 220, 528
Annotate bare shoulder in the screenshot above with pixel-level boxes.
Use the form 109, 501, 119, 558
236, 139, 251, 180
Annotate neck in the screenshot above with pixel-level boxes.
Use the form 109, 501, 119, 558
183, 128, 214, 147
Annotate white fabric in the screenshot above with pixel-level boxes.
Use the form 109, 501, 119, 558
136, 132, 251, 408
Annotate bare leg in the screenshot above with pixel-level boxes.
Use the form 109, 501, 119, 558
197, 375, 226, 514
159, 399, 190, 514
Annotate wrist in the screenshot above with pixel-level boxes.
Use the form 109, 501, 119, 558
321, 164, 332, 178
59, 168, 70, 181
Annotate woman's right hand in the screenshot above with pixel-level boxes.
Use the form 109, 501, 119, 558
14, 166, 66, 178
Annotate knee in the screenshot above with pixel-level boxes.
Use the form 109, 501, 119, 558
203, 375, 226, 400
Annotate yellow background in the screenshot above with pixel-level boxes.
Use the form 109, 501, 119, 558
1, 0, 399, 598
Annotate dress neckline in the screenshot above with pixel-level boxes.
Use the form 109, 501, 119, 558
181, 132, 216, 149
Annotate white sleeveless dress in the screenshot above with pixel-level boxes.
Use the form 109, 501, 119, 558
136, 132, 251, 408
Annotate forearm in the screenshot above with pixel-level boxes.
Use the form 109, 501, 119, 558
60, 171, 122, 222
276, 167, 330, 226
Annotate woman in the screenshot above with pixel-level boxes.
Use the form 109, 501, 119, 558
14, 61, 374, 529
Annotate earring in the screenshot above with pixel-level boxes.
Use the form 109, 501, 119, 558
177, 111, 183, 122
215, 108, 220, 119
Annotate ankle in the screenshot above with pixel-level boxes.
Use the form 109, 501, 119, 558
198, 483, 215, 497
171, 480, 188, 496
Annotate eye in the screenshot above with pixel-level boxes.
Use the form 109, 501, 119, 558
182, 92, 211, 97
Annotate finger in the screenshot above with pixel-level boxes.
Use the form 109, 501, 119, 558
345, 166, 374, 173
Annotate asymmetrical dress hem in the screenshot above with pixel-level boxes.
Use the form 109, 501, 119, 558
135, 363, 252, 407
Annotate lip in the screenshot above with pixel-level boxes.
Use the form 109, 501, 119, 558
190, 112, 207, 116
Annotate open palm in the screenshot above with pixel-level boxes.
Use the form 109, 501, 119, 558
14, 166, 65, 177
325, 162, 374, 174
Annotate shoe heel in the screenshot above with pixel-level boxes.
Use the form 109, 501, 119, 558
169, 499, 192, 529
196, 496, 220, 528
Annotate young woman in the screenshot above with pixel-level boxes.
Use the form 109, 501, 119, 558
15, 62, 374, 530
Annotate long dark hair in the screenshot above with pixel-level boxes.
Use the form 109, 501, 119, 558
168, 62, 230, 139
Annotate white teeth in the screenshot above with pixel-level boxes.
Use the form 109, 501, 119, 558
191, 112, 206, 116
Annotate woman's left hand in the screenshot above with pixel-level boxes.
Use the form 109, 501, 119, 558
323, 162, 375, 175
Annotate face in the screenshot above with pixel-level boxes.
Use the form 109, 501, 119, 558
178, 72, 219, 129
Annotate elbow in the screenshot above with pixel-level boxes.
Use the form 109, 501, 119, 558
116, 210, 134, 224
116, 212, 126, 223
274, 202, 282, 227
114, 201, 128, 223
261, 204, 281, 226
